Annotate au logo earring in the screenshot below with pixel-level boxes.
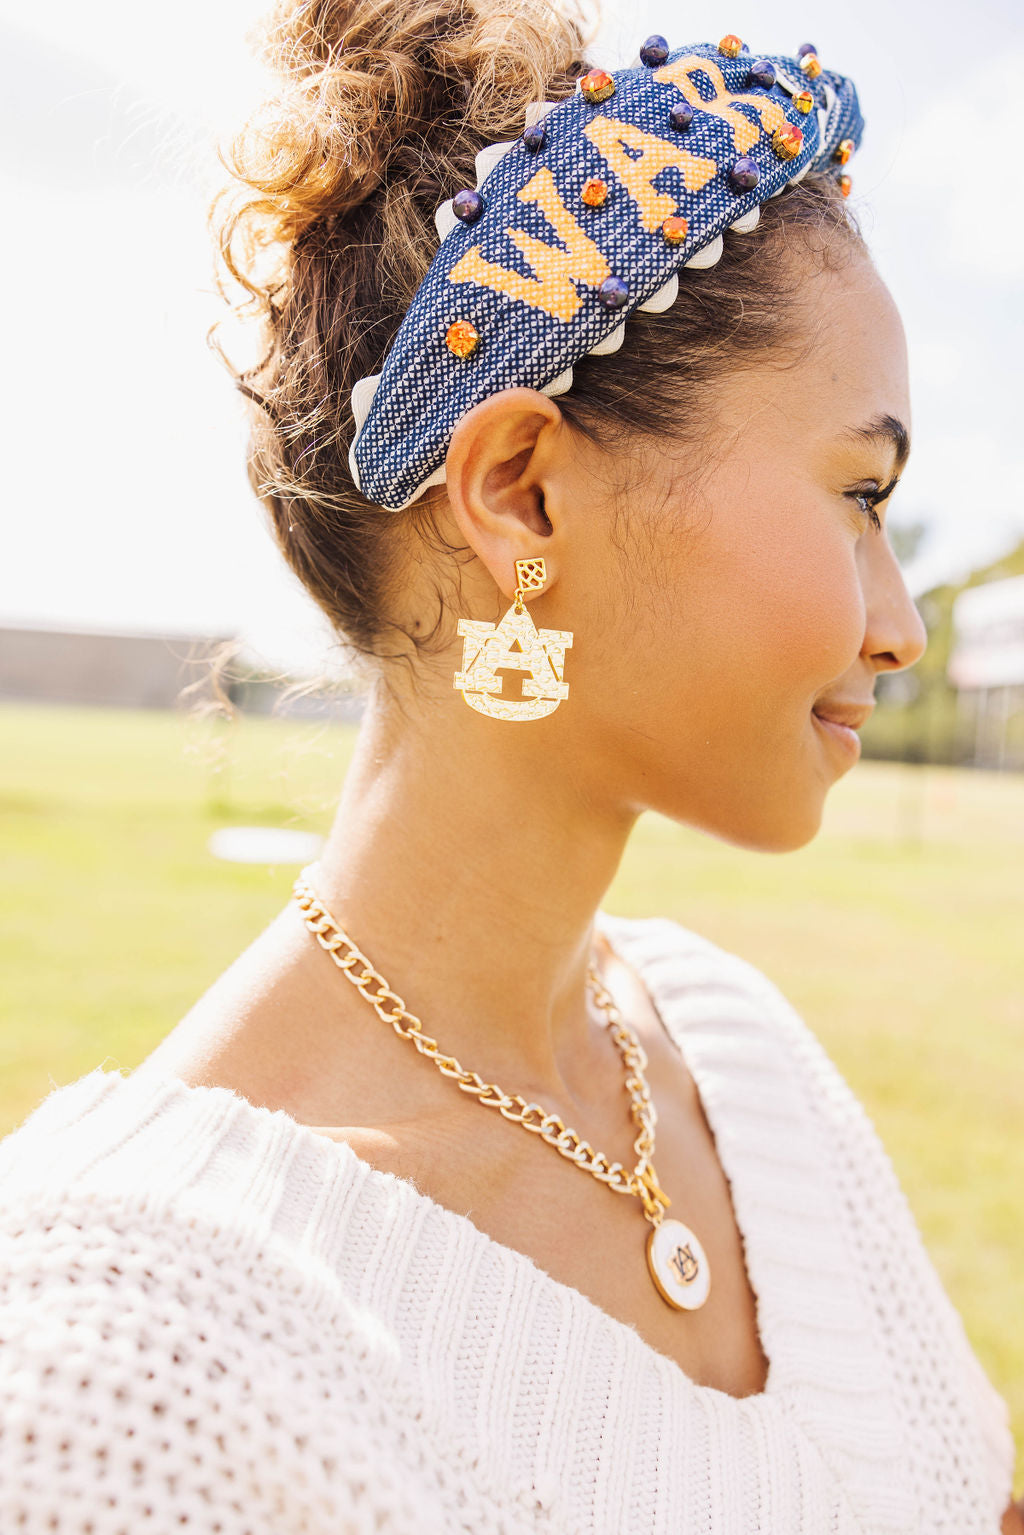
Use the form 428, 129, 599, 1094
453, 557, 574, 721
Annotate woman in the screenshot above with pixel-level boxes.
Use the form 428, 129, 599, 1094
0, 1, 1019, 1530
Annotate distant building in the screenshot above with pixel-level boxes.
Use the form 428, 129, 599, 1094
947, 576, 1024, 769
0, 623, 235, 710
0, 623, 365, 720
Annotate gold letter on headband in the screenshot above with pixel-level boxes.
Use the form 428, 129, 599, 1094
654, 55, 785, 151
583, 116, 717, 232
447, 166, 610, 322
453, 607, 573, 721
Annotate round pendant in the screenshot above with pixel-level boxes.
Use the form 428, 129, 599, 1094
646, 1219, 711, 1311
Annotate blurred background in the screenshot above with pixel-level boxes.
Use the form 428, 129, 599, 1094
1, 0, 1021, 1484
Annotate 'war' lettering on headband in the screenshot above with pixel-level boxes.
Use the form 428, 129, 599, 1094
348, 37, 863, 510
653, 55, 788, 152
447, 166, 610, 323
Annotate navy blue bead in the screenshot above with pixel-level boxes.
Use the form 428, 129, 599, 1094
669, 101, 694, 131
729, 156, 760, 192
452, 188, 484, 222
598, 275, 629, 309
522, 121, 546, 152
797, 41, 818, 59
748, 58, 776, 89
639, 33, 670, 66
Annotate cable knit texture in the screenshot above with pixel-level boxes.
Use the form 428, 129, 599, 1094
0, 911, 1014, 1533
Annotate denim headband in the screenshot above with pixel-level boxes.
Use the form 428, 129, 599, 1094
348, 35, 863, 511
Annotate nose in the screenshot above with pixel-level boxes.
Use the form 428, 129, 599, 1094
860, 537, 928, 674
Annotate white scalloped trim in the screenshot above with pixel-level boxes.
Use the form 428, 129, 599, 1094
363, 459, 447, 511
539, 365, 575, 397
434, 199, 458, 242
683, 234, 723, 269
474, 139, 520, 188
817, 81, 838, 159
407, 461, 448, 505
347, 435, 363, 492
773, 65, 806, 97
636, 272, 678, 313
432, 102, 559, 241
351, 373, 382, 435
587, 322, 625, 355
523, 99, 560, 127
730, 206, 760, 234
347, 372, 383, 492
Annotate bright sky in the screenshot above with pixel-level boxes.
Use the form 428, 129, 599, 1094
1, 0, 1021, 675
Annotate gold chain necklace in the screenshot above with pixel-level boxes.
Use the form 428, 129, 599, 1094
291, 865, 711, 1311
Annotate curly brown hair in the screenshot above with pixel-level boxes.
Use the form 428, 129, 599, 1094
206, 0, 865, 710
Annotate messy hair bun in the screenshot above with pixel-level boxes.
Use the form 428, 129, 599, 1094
211, 0, 594, 691
224, 0, 594, 242
211, 0, 862, 696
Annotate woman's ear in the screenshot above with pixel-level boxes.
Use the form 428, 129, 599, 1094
443, 388, 564, 601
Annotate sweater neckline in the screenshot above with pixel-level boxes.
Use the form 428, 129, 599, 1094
14, 906, 913, 1522
150, 907, 834, 1409
165, 906, 787, 1404
1, 909, 978, 1532
300, 905, 783, 1403
53, 905, 891, 1422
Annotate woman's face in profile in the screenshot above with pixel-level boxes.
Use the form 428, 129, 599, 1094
546, 253, 928, 853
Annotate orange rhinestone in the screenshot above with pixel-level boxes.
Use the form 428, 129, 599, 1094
839, 173, 852, 198
800, 52, 822, 79
718, 34, 743, 58
793, 90, 814, 114
581, 177, 608, 207
772, 123, 803, 161
835, 137, 855, 166
445, 319, 480, 358
580, 68, 615, 103
661, 215, 689, 244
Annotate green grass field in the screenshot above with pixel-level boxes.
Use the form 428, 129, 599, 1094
1, 699, 1021, 1487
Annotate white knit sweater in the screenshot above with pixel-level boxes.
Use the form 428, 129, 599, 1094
0, 911, 1014, 1533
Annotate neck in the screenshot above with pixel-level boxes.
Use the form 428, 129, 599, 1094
308, 691, 638, 1106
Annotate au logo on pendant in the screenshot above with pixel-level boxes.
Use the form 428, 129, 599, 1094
670, 1244, 700, 1285
454, 602, 573, 721
646, 1218, 712, 1311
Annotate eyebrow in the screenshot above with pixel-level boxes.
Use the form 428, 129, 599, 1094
846, 413, 911, 474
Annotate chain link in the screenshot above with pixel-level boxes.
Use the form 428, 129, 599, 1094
292, 865, 671, 1226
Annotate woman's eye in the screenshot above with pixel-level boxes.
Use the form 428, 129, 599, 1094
855, 492, 883, 532
847, 473, 899, 535
848, 489, 883, 534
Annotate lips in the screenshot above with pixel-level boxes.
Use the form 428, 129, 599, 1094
811, 699, 875, 731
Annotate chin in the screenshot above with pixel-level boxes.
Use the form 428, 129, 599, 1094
701, 799, 826, 855
653, 766, 828, 854
752, 818, 823, 854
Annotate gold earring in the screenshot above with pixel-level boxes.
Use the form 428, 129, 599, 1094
452, 556, 574, 721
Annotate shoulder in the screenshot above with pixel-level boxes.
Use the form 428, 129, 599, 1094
0, 1069, 415, 1401
0, 1071, 455, 1533
0, 1197, 444, 1533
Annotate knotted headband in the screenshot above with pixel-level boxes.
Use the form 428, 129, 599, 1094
348, 34, 863, 511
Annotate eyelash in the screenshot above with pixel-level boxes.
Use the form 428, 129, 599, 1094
848, 478, 899, 534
